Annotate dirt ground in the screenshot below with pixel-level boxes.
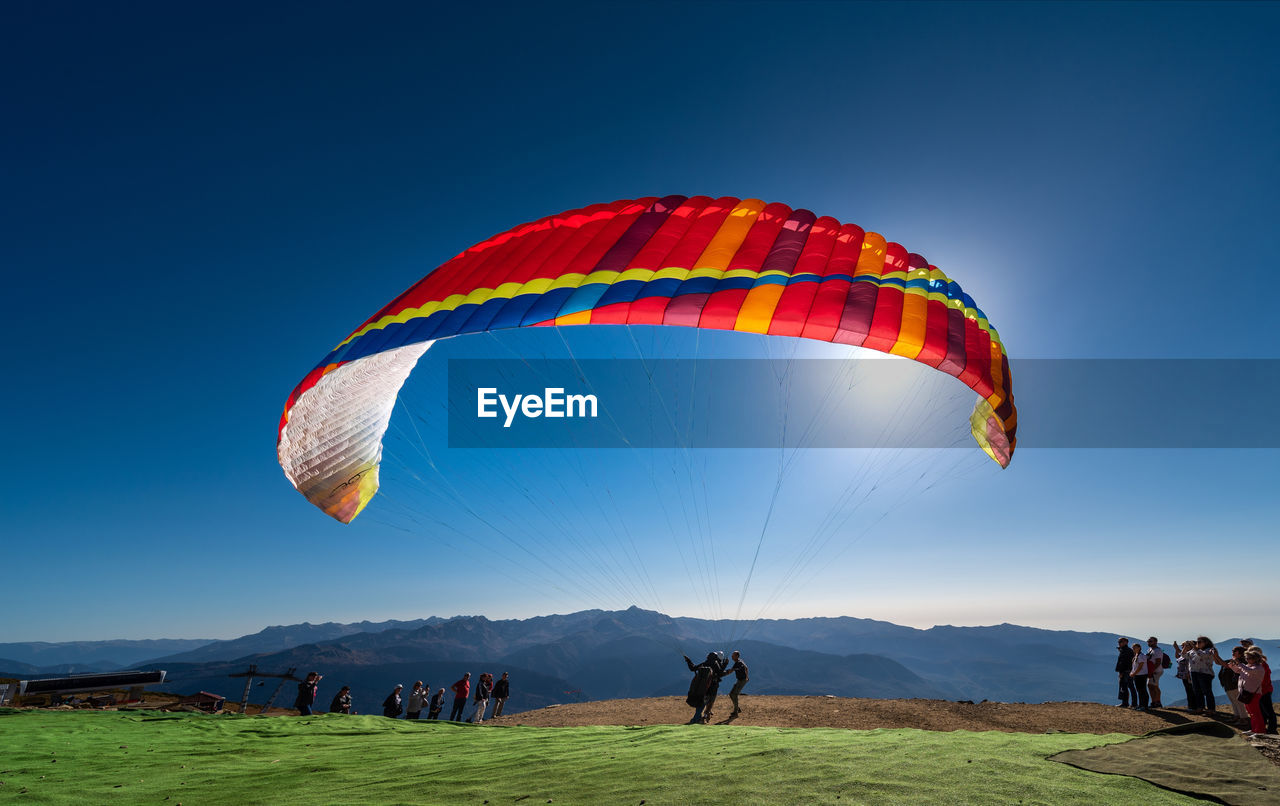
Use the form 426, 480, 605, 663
487, 695, 1237, 735
11, 691, 297, 716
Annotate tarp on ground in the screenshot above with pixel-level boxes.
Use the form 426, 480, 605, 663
1050, 721, 1280, 805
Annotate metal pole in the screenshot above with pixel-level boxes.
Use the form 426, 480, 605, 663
259, 667, 297, 715
236, 664, 257, 714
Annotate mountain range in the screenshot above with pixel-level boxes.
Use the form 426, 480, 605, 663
3, 609, 1274, 718
0, 639, 212, 673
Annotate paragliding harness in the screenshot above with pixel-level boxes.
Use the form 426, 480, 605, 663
687, 665, 713, 708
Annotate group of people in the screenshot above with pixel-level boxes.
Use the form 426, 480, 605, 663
291, 671, 512, 723
1115, 636, 1276, 736
377, 681, 443, 719
683, 649, 749, 724
443, 671, 511, 723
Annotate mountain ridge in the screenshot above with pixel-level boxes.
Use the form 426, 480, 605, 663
9, 609, 1276, 716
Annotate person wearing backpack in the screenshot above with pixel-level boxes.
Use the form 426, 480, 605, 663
1145, 637, 1169, 708
727, 650, 750, 716
684, 652, 721, 724
701, 652, 730, 723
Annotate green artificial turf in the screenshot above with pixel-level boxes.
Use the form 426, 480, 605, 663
0, 710, 1202, 805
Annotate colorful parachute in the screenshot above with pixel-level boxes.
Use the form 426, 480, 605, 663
278, 196, 1017, 523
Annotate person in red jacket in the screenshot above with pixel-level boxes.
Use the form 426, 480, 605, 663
449, 673, 471, 722
1244, 641, 1276, 734
1223, 647, 1268, 735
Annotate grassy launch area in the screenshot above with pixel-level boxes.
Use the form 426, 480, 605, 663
0, 709, 1207, 805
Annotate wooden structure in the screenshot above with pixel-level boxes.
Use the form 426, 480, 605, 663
177, 691, 226, 712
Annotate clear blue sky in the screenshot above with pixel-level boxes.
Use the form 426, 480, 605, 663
4, 2, 1277, 642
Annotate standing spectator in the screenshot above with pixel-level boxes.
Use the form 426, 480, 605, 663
492, 672, 511, 717
1213, 646, 1249, 725
1174, 641, 1196, 711
1238, 639, 1275, 732
1115, 638, 1137, 708
406, 681, 428, 720
1221, 646, 1267, 736
728, 650, 749, 716
294, 671, 322, 716
428, 687, 445, 720
1145, 638, 1168, 708
449, 673, 471, 721
1259, 650, 1276, 735
1129, 639, 1151, 710
382, 684, 404, 718
329, 685, 352, 715
472, 673, 493, 724
1185, 637, 1217, 714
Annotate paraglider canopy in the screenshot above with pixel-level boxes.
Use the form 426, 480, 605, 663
277, 196, 1016, 522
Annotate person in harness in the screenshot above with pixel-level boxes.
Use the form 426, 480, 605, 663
683, 651, 728, 724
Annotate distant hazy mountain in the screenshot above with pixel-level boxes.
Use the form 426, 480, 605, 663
18, 609, 1277, 714
143, 618, 443, 665
0, 639, 214, 671
0, 658, 44, 677
155, 609, 945, 716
